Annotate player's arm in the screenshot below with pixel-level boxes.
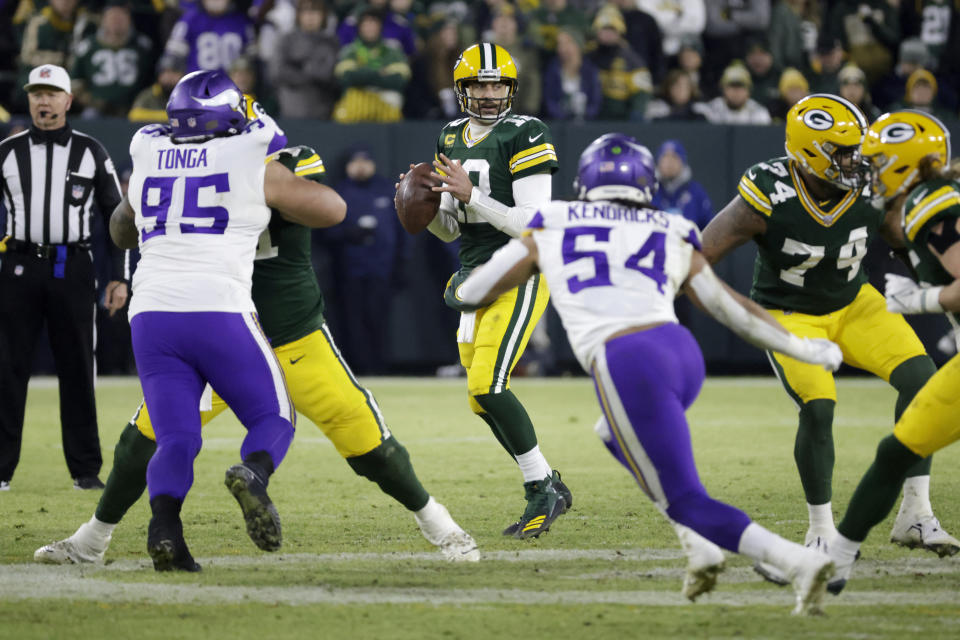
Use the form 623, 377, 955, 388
682, 250, 842, 370
110, 196, 139, 249
264, 160, 345, 228
432, 153, 551, 237
458, 235, 539, 306
700, 195, 768, 264
886, 216, 960, 313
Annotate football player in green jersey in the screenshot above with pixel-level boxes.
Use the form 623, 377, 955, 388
701, 94, 956, 555
827, 111, 960, 591
34, 144, 480, 568
421, 42, 572, 538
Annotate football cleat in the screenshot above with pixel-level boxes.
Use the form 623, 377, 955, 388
224, 463, 282, 552
414, 500, 480, 562
674, 525, 726, 601
789, 549, 835, 616
437, 530, 481, 563
890, 514, 960, 558
0, 480, 9, 491
504, 475, 566, 539
147, 512, 200, 572
552, 470, 572, 512
34, 537, 108, 565
825, 551, 860, 595
754, 530, 833, 587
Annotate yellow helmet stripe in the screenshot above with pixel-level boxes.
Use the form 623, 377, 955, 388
905, 186, 960, 240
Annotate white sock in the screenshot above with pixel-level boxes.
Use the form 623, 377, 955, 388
829, 532, 860, 567
737, 522, 803, 567
75, 516, 114, 549
900, 475, 933, 516
807, 502, 836, 533
515, 445, 552, 483
414, 496, 443, 523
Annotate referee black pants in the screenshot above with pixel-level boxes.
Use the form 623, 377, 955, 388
0, 249, 102, 482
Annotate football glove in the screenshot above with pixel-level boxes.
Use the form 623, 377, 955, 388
796, 337, 844, 372
884, 273, 944, 314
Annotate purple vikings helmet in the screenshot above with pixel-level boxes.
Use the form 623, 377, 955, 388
574, 133, 658, 204
166, 70, 247, 141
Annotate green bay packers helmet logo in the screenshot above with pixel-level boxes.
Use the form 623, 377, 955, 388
802, 109, 834, 130
879, 122, 916, 144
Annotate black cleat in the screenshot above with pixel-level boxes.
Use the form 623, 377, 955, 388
73, 476, 105, 490
225, 463, 282, 551
147, 510, 201, 572
551, 470, 572, 512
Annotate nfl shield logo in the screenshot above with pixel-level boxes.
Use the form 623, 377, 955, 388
187, 117, 197, 128
40, 67, 51, 78
72, 184, 84, 199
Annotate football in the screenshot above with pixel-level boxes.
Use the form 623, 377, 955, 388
395, 162, 442, 235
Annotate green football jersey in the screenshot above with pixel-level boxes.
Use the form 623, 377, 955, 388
435, 114, 559, 270
71, 33, 154, 115
251, 146, 327, 347
738, 156, 885, 314
902, 177, 960, 287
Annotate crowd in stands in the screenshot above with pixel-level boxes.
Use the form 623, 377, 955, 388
2, 0, 960, 129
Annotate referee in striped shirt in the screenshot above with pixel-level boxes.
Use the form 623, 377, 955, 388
0, 64, 128, 491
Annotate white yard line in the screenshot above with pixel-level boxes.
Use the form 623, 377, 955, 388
3, 551, 956, 608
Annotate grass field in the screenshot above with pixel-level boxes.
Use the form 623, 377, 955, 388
2, 376, 959, 639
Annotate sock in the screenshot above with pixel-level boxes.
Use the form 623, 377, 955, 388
891, 356, 936, 481
95, 422, 156, 524
794, 399, 835, 505
514, 445, 552, 483
477, 411, 515, 460
347, 437, 430, 511
474, 390, 539, 456
830, 532, 861, 567
413, 496, 457, 544
74, 516, 115, 550
243, 450, 275, 483
899, 475, 933, 516
838, 434, 923, 542
737, 522, 803, 568
807, 502, 835, 534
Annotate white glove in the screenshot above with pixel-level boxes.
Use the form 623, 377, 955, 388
884, 273, 944, 314
803, 338, 843, 371
789, 337, 844, 371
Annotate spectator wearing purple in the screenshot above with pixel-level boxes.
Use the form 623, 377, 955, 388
543, 27, 601, 120
337, 0, 417, 56
164, 0, 255, 73
272, 0, 340, 119
651, 140, 713, 230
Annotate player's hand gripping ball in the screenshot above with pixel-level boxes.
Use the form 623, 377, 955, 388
395, 162, 442, 234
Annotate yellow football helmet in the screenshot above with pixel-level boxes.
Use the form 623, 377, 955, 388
453, 43, 518, 122
784, 94, 869, 190
861, 110, 951, 202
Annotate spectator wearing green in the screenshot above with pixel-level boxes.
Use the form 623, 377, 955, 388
333, 8, 411, 123
586, 5, 652, 121
71, 3, 154, 117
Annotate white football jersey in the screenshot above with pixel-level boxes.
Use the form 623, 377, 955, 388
530, 200, 701, 370
126, 120, 277, 317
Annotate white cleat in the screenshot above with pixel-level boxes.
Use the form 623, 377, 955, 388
754, 529, 834, 588
436, 530, 480, 563
673, 523, 725, 601
415, 500, 480, 562
34, 537, 107, 564
789, 549, 835, 616
803, 527, 837, 553
825, 553, 856, 596
890, 514, 960, 558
